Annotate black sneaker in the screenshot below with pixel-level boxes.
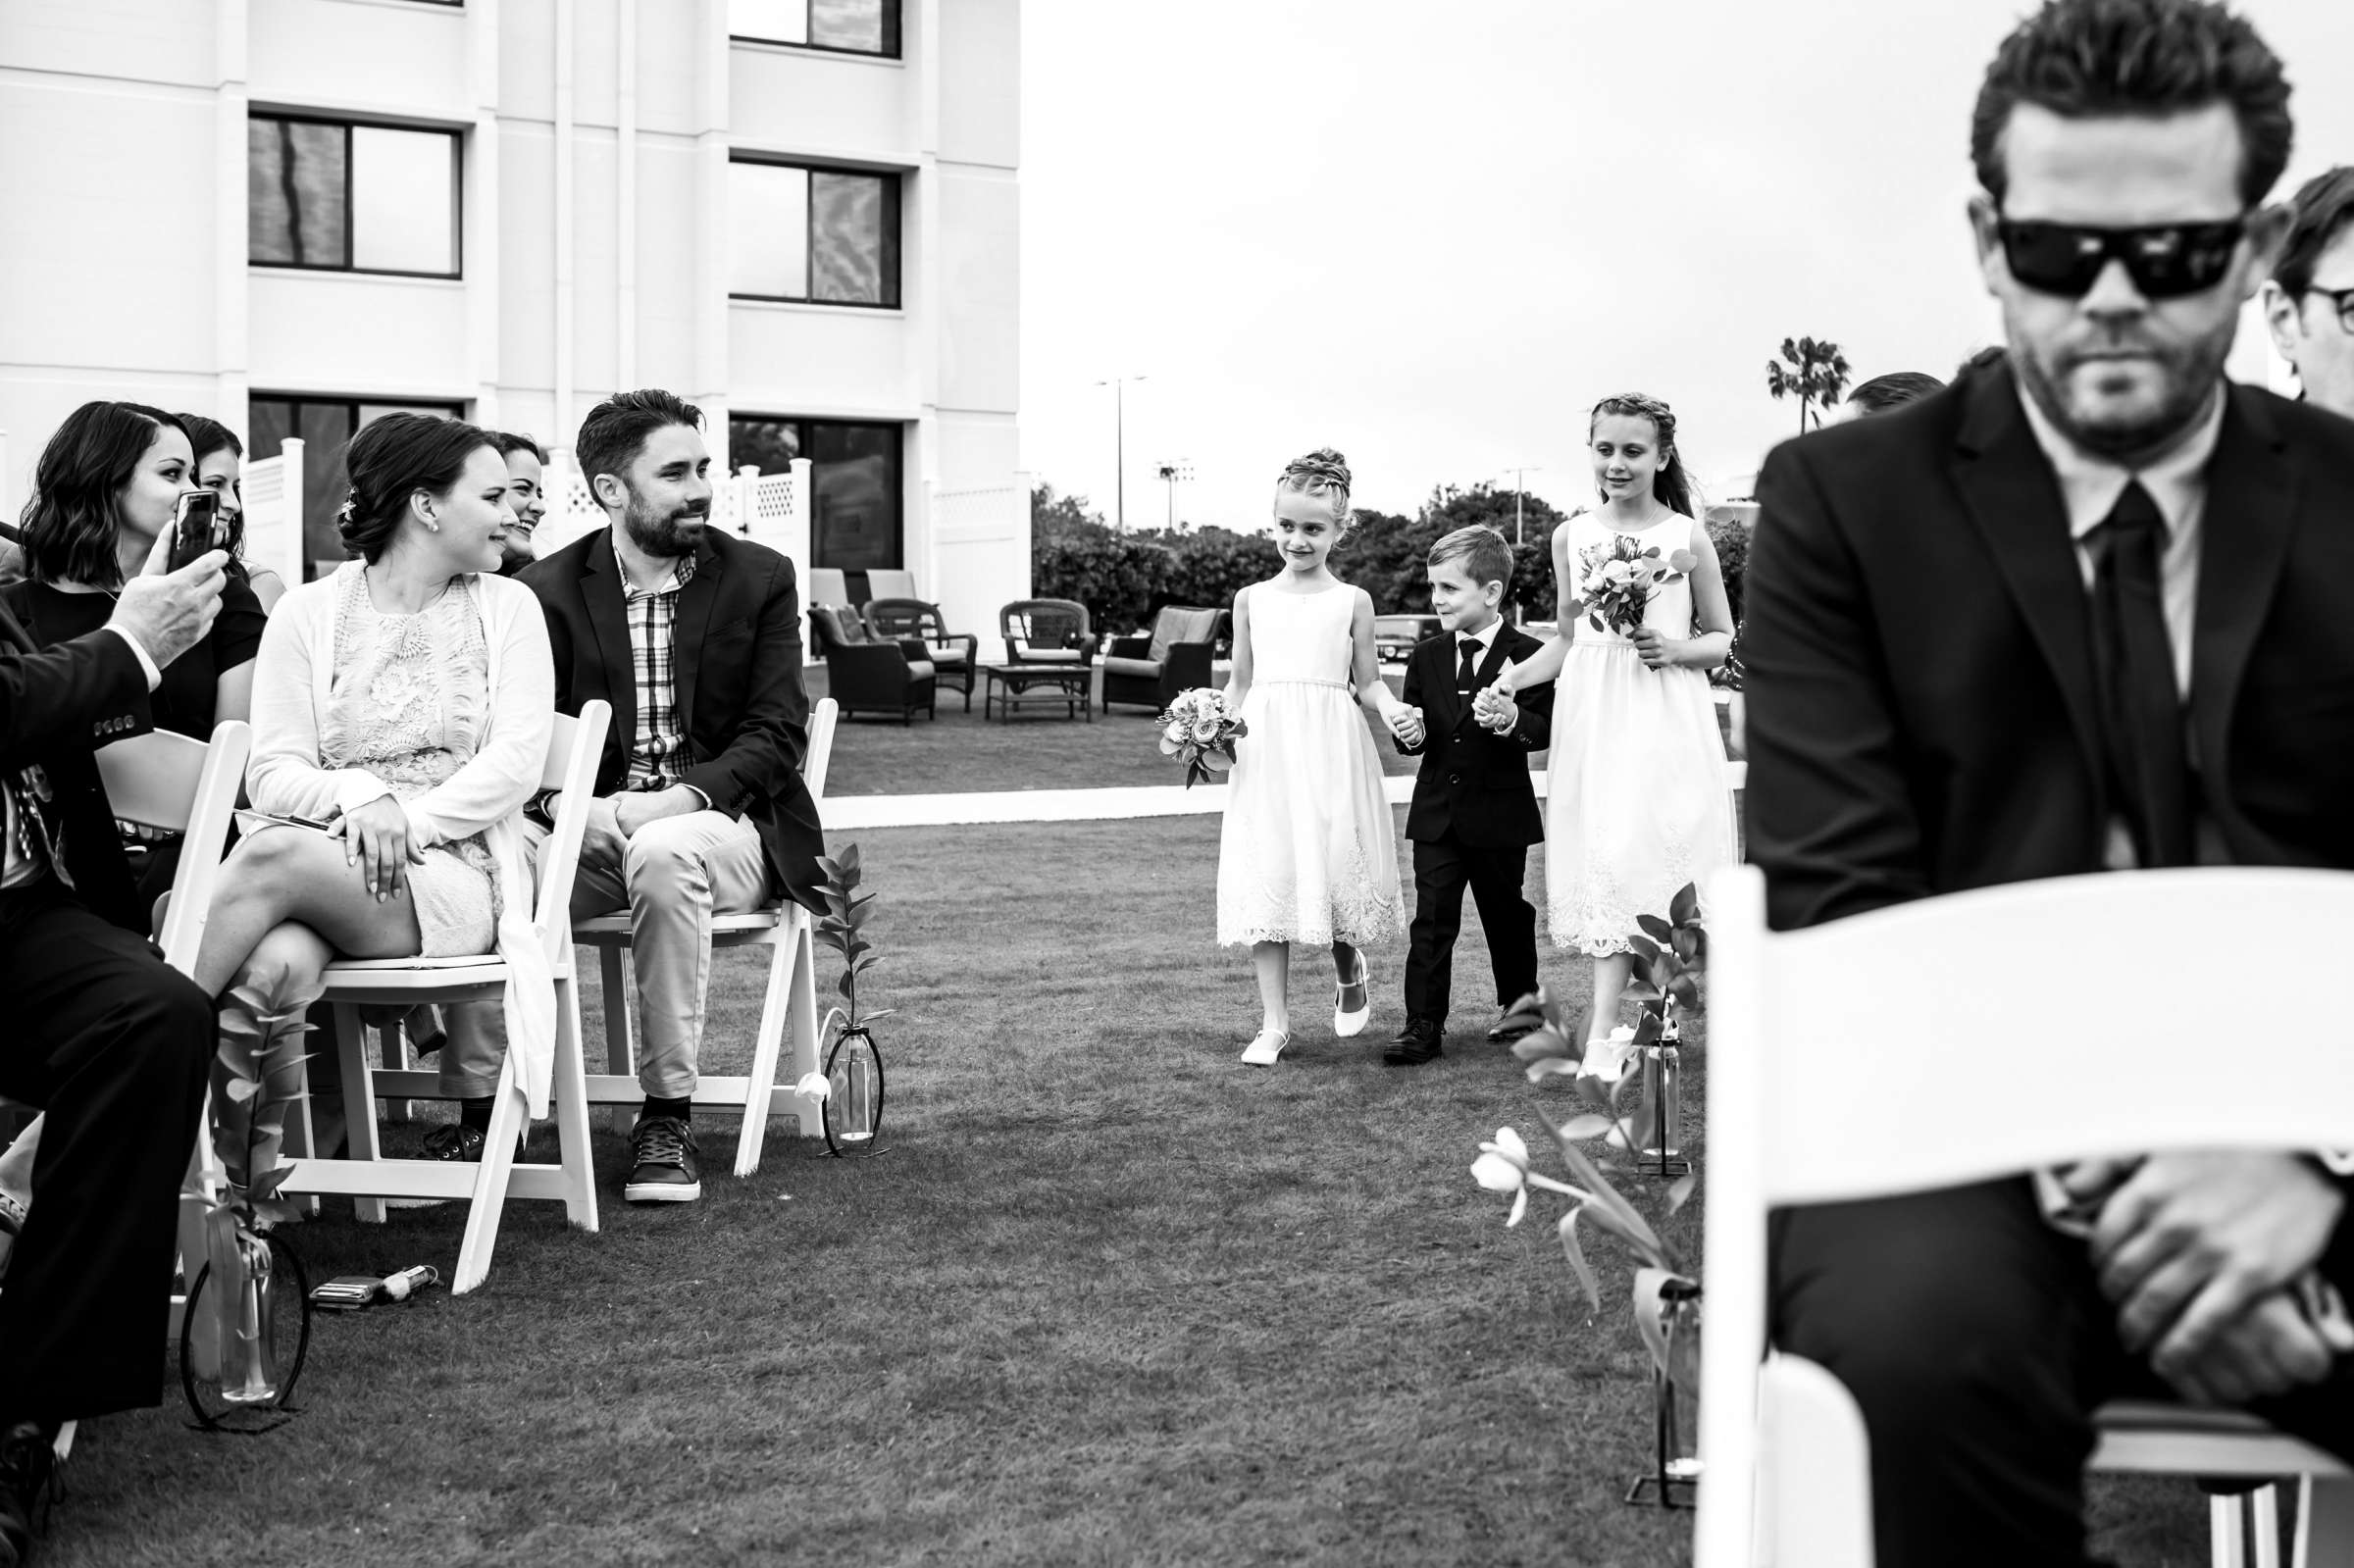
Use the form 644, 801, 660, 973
625, 1116, 701, 1204
0, 1420, 56, 1567
421, 1125, 486, 1163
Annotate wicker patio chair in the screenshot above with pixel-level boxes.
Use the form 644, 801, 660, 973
1102, 605, 1227, 715
808, 604, 937, 724
862, 597, 977, 712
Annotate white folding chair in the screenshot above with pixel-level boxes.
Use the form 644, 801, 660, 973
574, 697, 839, 1178
93, 721, 252, 1350
1697, 864, 2354, 1568
807, 568, 850, 609
866, 568, 916, 602
276, 701, 611, 1294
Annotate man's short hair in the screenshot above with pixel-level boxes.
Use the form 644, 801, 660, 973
2274, 166, 2354, 298
490, 430, 548, 464
1427, 525, 1513, 596
575, 389, 703, 493
1847, 372, 1947, 417
1970, 0, 2293, 210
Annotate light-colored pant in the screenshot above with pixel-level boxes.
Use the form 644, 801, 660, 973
442, 809, 778, 1100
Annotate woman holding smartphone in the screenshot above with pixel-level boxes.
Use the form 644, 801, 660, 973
178, 414, 288, 613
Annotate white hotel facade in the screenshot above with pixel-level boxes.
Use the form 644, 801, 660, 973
0, 0, 1027, 635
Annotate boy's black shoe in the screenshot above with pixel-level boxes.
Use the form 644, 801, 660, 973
1486, 1008, 1540, 1043
1384, 1018, 1444, 1066
0, 1419, 56, 1566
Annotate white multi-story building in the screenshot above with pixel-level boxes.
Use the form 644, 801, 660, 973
0, 0, 1026, 634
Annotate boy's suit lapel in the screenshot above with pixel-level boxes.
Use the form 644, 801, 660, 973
1424, 638, 1461, 729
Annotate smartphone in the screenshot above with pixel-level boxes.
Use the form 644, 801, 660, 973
166, 489, 224, 572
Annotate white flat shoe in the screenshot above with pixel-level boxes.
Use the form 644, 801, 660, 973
1240, 1028, 1291, 1067
1333, 954, 1371, 1037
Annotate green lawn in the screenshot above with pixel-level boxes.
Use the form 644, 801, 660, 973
56, 816, 2213, 1565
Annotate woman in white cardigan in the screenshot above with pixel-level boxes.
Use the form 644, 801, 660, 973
192, 414, 558, 1161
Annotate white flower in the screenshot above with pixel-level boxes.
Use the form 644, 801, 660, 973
1163, 719, 1189, 745
1602, 560, 1635, 586
1471, 1126, 1532, 1227
791, 1072, 831, 1102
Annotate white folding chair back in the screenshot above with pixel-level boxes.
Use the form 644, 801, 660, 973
865, 569, 916, 602
807, 568, 849, 608
575, 697, 839, 1177
281, 701, 612, 1294
95, 721, 252, 1355
1698, 865, 2354, 1568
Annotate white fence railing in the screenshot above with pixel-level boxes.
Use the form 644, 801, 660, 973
534, 454, 812, 566
239, 437, 307, 590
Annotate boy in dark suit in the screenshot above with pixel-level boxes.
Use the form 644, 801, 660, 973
1386, 526, 1553, 1065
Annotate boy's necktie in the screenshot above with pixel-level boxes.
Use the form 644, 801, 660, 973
1457, 638, 1480, 694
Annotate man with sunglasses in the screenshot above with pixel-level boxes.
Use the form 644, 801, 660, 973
1742, 1, 2354, 1562
2264, 166, 2354, 418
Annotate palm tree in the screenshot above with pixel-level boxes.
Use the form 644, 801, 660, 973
1765, 335, 1854, 435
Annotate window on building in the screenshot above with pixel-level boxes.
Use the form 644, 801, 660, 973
730, 0, 899, 57
728, 160, 900, 308
248, 395, 467, 574
249, 116, 461, 277
730, 416, 904, 571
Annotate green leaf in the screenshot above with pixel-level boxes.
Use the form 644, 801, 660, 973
249, 1165, 291, 1200
1626, 933, 1661, 966
1667, 1172, 1698, 1214
1669, 974, 1702, 1012
1669, 883, 1701, 927
1511, 1029, 1574, 1063
1632, 1012, 1663, 1046
1559, 1207, 1603, 1313
1524, 1059, 1582, 1085
851, 953, 880, 974
1635, 914, 1673, 943
223, 1077, 261, 1105
837, 972, 855, 1001
1558, 1113, 1614, 1141
840, 842, 862, 876
815, 855, 844, 885
861, 1008, 896, 1023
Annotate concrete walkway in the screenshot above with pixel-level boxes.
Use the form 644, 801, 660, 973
825, 763, 1746, 831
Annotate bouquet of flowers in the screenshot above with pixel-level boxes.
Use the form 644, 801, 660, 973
1157, 687, 1247, 788
1578, 534, 1698, 638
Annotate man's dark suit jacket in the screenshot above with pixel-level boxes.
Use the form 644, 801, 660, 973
1744, 361, 2354, 934
1394, 623, 1554, 848
0, 597, 152, 934
519, 526, 825, 910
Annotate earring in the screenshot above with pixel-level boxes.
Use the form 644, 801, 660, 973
427, 521, 440, 533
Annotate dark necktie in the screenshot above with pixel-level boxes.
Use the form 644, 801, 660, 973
2085, 481, 2194, 867
1458, 637, 1481, 694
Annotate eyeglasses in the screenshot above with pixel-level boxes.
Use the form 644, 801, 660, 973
1995, 217, 2246, 300
2305, 286, 2354, 332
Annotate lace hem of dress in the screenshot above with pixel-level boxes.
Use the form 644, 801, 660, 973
1215, 841, 1406, 949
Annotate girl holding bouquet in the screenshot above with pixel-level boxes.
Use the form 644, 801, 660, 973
1217, 448, 1410, 1066
1477, 394, 1734, 1074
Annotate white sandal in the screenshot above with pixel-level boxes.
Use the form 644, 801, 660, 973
1333, 954, 1371, 1038
1239, 1027, 1291, 1067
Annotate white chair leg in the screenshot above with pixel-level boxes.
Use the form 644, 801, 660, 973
789, 919, 823, 1138
381, 1022, 413, 1124
2216, 1493, 2249, 1568
280, 1031, 322, 1220
2297, 1475, 2354, 1568
599, 945, 634, 1132
334, 1004, 387, 1225
2253, 1485, 2282, 1568
549, 976, 599, 1233
452, 1064, 527, 1295
734, 924, 795, 1178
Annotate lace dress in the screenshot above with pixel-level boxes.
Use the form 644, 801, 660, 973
293, 570, 500, 955
1545, 513, 1733, 955
1215, 582, 1405, 946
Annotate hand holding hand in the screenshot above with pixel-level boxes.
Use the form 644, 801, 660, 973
1472, 685, 1516, 732
1629, 628, 1682, 670
1388, 704, 1426, 747
333, 793, 421, 901
582, 795, 628, 872
2158, 1290, 2336, 1406
110, 530, 228, 669
2092, 1151, 2345, 1370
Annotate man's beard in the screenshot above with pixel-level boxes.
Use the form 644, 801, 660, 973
2009, 309, 2234, 463
622, 493, 707, 558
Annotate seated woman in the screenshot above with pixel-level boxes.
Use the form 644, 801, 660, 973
0, 402, 265, 1261
178, 414, 289, 614
189, 413, 556, 1172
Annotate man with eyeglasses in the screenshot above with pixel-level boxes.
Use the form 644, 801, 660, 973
2264, 166, 2354, 419
1742, 1, 2354, 1561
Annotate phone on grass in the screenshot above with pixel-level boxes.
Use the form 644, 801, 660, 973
166, 489, 224, 573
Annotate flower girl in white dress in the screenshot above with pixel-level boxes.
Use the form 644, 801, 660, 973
1216, 449, 1412, 1066
1479, 394, 1735, 1075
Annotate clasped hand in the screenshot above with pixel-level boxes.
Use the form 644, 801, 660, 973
1470, 679, 1516, 732
334, 794, 422, 900
2089, 1151, 2344, 1405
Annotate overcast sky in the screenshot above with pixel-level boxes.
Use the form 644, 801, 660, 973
1016, 0, 2354, 531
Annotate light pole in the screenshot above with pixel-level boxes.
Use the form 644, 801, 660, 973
1503, 465, 1544, 543
1155, 459, 1194, 531
1095, 375, 1148, 531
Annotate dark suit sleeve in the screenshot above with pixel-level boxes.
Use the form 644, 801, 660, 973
681, 553, 809, 813
1, 629, 151, 770
1394, 649, 1426, 755
1743, 441, 1932, 931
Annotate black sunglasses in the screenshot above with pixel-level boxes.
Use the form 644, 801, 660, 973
1995, 217, 2246, 300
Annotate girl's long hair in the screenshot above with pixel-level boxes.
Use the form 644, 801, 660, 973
19, 401, 188, 589
1590, 393, 1702, 519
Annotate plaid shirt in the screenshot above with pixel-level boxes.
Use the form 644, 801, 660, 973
623, 553, 699, 792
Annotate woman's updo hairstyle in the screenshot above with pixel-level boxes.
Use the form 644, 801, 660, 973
337, 413, 497, 563
1589, 392, 1701, 520
1275, 447, 1356, 536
